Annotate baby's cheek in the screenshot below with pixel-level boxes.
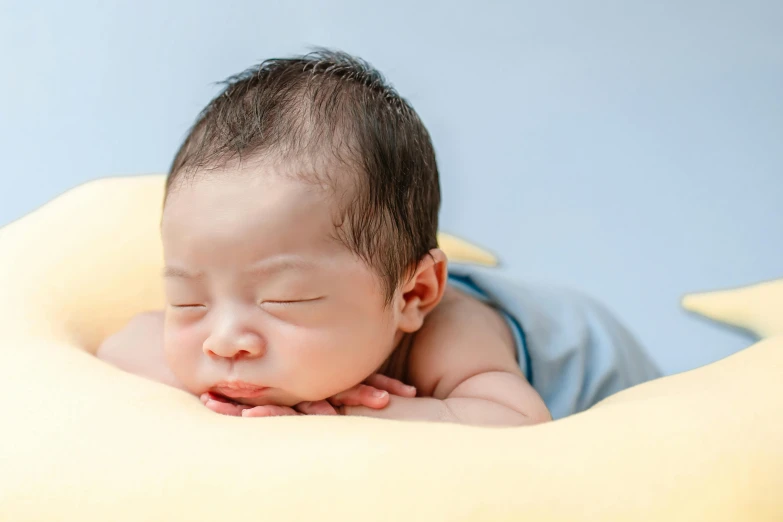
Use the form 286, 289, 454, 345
277, 335, 350, 398
165, 315, 205, 350
291, 330, 388, 398
163, 328, 204, 381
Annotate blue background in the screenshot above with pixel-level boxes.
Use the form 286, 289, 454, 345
2, 1, 781, 374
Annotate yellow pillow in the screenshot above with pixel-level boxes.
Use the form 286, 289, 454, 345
682, 279, 783, 338
1, 175, 781, 522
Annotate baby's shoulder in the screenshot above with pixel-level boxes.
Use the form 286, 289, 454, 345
422, 286, 515, 343
408, 287, 520, 398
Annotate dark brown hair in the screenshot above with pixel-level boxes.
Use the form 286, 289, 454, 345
166, 48, 440, 302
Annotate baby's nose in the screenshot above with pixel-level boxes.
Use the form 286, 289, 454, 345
203, 331, 266, 361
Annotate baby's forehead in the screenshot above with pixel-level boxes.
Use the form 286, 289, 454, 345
161, 155, 368, 261
163, 170, 355, 245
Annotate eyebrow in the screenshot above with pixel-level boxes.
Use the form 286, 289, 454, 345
162, 257, 317, 279
162, 266, 204, 279
242, 257, 317, 276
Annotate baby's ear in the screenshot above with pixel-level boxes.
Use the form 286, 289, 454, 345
397, 249, 448, 333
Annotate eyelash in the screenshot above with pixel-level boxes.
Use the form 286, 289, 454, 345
262, 297, 324, 305
168, 298, 324, 309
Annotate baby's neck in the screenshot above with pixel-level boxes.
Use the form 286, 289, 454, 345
376, 332, 416, 383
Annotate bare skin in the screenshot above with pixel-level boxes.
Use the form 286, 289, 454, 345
99, 287, 550, 425
97, 309, 418, 416
98, 161, 550, 426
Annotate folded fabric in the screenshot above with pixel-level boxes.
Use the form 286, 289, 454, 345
448, 264, 660, 418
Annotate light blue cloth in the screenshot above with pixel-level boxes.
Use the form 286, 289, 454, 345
447, 264, 661, 419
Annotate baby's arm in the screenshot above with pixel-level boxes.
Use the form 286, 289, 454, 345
96, 311, 187, 391
344, 289, 552, 426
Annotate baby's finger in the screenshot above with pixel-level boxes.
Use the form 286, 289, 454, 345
330, 384, 389, 409
241, 405, 299, 417
364, 374, 417, 397
295, 400, 338, 415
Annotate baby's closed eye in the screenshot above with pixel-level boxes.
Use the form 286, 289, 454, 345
259, 296, 326, 306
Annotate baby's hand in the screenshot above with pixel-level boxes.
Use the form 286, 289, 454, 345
202, 374, 416, 418
332, 373, 416, 409
247, 374, 416, 417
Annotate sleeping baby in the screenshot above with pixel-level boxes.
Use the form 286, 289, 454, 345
98, 49, 660, 426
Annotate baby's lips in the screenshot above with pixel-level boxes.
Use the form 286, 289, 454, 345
206, 391, 238, 404
203, 392, 248, 416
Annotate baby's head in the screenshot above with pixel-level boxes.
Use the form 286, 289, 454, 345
160, 49, 446, 406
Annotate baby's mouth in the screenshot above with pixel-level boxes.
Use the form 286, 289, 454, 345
205, 391, 245, 407
210, 382, 269, 399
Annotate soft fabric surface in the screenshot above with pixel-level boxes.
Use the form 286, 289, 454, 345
1, 175, 781, 521
683, 279, 783, 338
